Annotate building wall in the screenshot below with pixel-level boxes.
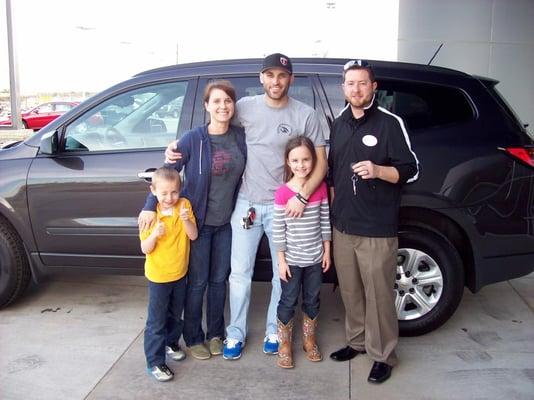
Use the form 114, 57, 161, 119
398, 0, 534, 136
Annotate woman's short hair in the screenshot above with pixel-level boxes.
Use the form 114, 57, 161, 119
203, 80, 237, 103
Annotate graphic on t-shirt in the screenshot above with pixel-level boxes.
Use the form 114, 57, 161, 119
212, 149, 233, 176
277, 124, 292, 136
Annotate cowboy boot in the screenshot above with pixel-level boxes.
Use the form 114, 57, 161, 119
303, 314, 322, 362
277, 319, 294, 368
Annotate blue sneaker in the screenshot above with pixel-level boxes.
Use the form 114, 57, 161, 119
223, 338, 243, 360
263, 334, 279, 354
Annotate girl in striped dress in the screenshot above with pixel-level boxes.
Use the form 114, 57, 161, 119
272, 136, 332, 369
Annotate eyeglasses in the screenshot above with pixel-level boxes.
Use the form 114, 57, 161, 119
344, 59, 370, 71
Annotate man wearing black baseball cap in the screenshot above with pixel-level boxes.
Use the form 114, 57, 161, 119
159, 52, 328, 362
261, 53, 293, 74
257, 53, 294, 103
222, 53, 327, 361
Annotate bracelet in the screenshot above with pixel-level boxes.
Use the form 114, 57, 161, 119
296, 193, 309, 205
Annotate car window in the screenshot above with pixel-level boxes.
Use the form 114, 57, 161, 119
54, 103, 74, 112
64, 81, 188, 152
319, 75, 345, 118
376, 80, 474, 130
37, 103, 53, 113
319, 75, 474, 130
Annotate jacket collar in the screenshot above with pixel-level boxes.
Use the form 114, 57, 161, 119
340, 93, 378, 123
200, 123, 210, 141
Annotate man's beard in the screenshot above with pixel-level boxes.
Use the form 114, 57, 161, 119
266, 85, 289, 100
349, 96, 372, 109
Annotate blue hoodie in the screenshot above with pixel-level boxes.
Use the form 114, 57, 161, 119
143, 124, 247, 229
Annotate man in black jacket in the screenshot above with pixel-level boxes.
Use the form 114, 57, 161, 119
328, 60, 419, 384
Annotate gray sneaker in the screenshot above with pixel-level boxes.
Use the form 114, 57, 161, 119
209, 337, 223, 356
147, 364, 174, 382
166, 344, 186, 361
189, 343, 211, 360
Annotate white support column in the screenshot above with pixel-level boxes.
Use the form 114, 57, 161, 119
6, 0, 21, 130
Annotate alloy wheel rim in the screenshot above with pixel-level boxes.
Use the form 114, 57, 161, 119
394, 248, 443, 320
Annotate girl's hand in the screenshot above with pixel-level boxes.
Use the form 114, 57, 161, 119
179, 205, 189, 221
279, 262, 292, 282
322, 253, 331, 272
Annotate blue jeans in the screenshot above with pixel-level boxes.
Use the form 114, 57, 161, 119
277, 263, 323, 324
183, 223, 231, 346
144, 277, 186, 368
226, 194, 281, 342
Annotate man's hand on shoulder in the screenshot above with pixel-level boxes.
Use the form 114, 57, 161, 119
285, 195, 305, 218
164, 141, 182, 164
138, 210, 157, 231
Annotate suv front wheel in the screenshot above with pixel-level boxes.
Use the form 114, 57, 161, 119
397, 228, 464, 336
0, 217, 31, 308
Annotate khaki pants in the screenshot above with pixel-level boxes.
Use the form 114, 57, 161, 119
333, 228, 399, 366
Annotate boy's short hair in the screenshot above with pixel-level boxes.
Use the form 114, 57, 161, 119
151, 167, 181, 189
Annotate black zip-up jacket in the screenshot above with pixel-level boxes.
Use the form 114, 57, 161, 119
328, 99, 419, 237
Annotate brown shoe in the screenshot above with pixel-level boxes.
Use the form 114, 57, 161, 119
277, 319, 294, 369
208, 337, 223, 356
303, 314, 322, 362
189, 343, 211, 360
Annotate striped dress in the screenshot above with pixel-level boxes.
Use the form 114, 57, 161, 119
273, 181, 332, 267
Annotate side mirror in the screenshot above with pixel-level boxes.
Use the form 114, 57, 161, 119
39, 130, 59, 155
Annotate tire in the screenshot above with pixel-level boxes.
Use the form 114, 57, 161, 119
0, 218, 31, 308
397, 228, 464, 336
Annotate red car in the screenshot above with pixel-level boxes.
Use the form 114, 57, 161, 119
0, 101, 79, 130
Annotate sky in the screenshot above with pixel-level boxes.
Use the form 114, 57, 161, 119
0, 0, 399, 94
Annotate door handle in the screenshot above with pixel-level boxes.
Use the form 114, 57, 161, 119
137, 169, 156, 181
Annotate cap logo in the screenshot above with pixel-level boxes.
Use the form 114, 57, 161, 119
280, 57, 288, 66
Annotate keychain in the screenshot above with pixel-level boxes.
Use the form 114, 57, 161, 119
350, 162, 358, 195
241, 207, 256, 229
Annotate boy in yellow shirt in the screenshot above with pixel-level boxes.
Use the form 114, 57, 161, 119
140, 167, 198, 382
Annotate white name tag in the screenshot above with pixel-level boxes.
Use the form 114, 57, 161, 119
362, 134, 378, 147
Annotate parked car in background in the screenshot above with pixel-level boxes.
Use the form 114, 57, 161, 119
0, 101, 79, 130
0, 58, 532, 337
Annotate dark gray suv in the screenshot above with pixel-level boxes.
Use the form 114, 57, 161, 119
1, 58, 533, 336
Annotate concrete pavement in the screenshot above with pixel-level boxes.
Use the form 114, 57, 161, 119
1, 273, 533, 400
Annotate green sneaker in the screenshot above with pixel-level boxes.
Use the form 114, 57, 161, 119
209, 337, 223, 356
189, 343, 211, 360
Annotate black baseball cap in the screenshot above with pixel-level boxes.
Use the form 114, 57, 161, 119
261, 53, 293, 74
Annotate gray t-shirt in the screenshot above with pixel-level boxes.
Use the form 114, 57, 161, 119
236, 95, 326, 203
204, 127, 246, 226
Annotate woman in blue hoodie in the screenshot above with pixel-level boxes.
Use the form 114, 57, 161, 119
140, 80, 246, 360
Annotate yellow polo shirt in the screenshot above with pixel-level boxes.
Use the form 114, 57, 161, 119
139, 198, 196, 283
